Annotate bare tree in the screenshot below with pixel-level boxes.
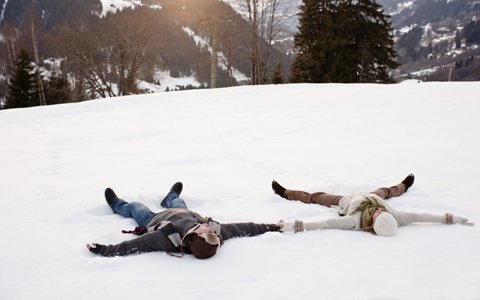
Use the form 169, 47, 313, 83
27, 9, 46, 105
1, 8, 47, 105
241, 0, 288, 84
56, 20, 116, 98
106, 8, 153, 95
217, 21, 239, 86
54, 8, 153, 99
1, 21, 19, 69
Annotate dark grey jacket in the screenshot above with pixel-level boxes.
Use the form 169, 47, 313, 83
95, 208, 280, 257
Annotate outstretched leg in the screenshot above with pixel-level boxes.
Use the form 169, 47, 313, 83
105, 188, 156, 227
371, 174, 415, 200
272, 181, 343, 207
160, 182, 188, 209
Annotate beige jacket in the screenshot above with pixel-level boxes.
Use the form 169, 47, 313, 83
283, 192, 445, 232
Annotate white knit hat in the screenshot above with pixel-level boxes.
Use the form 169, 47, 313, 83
373, 212, 398, 236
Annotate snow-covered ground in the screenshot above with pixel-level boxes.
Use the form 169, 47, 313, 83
1, 83, 479, 300
98, 0, 161, 17
138, 70, 204, 93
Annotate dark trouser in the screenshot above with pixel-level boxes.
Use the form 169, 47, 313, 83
283, 182, 407, 207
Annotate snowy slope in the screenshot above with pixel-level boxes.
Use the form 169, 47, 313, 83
0, 0, 8, 23
1, 83, 480, 300
98, 0, 161, 17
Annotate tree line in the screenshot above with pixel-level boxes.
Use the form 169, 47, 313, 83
0, 0, 399, 109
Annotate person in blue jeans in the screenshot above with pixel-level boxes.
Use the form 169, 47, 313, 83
86, 182, 280, 259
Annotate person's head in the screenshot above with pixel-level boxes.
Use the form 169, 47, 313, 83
182, 223, 221, 259
372, 211, 398, 236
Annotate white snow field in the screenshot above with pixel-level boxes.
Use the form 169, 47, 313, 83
1, 82, 479, 300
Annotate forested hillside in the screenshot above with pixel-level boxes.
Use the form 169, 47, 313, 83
1, 0, 479, 108
379, 0, 480, 81
0, 0, 289, 107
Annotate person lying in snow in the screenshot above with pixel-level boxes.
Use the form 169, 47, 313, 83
272, 174, 474, 236
87, 182, 280, 259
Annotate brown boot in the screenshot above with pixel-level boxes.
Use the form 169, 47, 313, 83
272, 181, 287, 198
401, 174, 415, 192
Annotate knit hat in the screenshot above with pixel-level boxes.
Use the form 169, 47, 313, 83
189, 234, 220, 259
181, 224, 221, 259
373, 212, 398, 236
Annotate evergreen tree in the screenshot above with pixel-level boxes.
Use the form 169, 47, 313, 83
45, 72, 72, 104
0, 79, 7, 109
348, 0, 399, 82
462, 20, 480, 45
6, 50, 40, 109
272, 62, 284, 84
291, 0, 398, 83
291, 0, 338, 83
455, 30, 462, 49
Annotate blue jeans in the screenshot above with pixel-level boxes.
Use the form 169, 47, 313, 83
111, 192, 187, 227
161, 192, 188, 209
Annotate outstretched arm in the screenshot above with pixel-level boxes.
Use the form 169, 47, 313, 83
280, 216, 358, 233
220, 222, 280, 241
392, 211, 474, 226
86, 230, 177, 257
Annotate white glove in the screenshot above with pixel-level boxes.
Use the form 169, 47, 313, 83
445, 213, 475, 226
293, 220, 305, 232
453, 215, 475, 226
277, 220, 304, 233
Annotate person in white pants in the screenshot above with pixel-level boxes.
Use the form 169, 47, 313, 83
272, 174, 474, 236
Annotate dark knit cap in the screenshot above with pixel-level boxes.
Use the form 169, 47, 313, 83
189, 235, 218, 259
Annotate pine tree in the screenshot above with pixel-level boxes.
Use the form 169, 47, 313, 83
272, 62, 284, 84
291, 0, 399, 83
291, 0, 337, 83
455, 31, 462, 49
348, 0, 399, 83
6, 50, 40, 109
45, 72, 72, 104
